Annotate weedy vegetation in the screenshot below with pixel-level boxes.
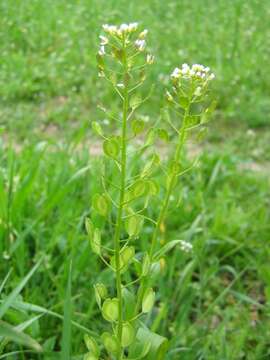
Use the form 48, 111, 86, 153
83, 23, 216, 360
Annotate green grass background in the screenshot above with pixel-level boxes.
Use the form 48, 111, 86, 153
0, 0, 270, 359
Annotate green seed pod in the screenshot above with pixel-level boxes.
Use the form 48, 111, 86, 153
179, 96, 189, 109
142, 252, 151, 276
157, 128, 169, 142
102, 298, 119, 322
84, 335, 100, 356
196, 127, 208, 141
142, 288, 155, 313
92, 121, 103, 137
94, 284, 101, 307
186, 115, 199, 127
130, 94, 142, 110
103, 137, 120, 158
120, 246, 135, 265
120, 322, 135, 347
132, 180, 147, 198
85, 218, 94, 239
101, 332, 118, 354
145, 128, 156, 146
147, 179, 159, 196
92, 193, 109, 217
132, 119, 145, 135
141, 153, 160, 177
91, 228, 101, 255
125, 215, 143, 237
95, 283, 107, 300
111, 246, 134, 273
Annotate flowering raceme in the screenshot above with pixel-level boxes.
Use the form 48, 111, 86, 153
84, 22, 216, 360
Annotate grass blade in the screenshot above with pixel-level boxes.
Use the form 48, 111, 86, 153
0, 320, 42, 352
61, 260, 72, 360
0, 258, 42, 319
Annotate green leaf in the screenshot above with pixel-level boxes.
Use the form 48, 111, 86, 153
129, 327, 168, 360
0, 258, 42, 320
103, 137, 120, 158
61, 260, 72, 360
0, 320, 42, 352
142, 288, 155, 313
122, 288, 136, 320
102, 298, 119, 322
153, 240, 184, 260
92, 193, 109, 217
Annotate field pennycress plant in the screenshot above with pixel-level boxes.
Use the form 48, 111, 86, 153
84, 23, 215, 360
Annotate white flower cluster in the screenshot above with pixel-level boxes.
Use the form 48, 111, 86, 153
179, 240, 193, 253
171, 63, 215, 81
102, 22, 138, 36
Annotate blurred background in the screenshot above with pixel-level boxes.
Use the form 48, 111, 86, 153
0, 0, 270, 359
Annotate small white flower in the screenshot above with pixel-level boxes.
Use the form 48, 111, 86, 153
102, 24, 117, 35
98, 45, 105, 56
166, 90, 173, 102
146, 54, 155, 64
181, 66, 190, 75
128, 22, 139, 32
139, 29, 148, 39
120, 23, 129, 32
116, 83, 125, 88
135, 39, 146, 51
171, 67, 181, 78
99, 35, 108, 45
98, 71, 105, 77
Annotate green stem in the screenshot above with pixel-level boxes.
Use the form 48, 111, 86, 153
135, 107, 189, 314
114, 82, 128, 359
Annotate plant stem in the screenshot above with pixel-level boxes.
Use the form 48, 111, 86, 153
135, 108, 189, 314
114, 83, 128, 359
